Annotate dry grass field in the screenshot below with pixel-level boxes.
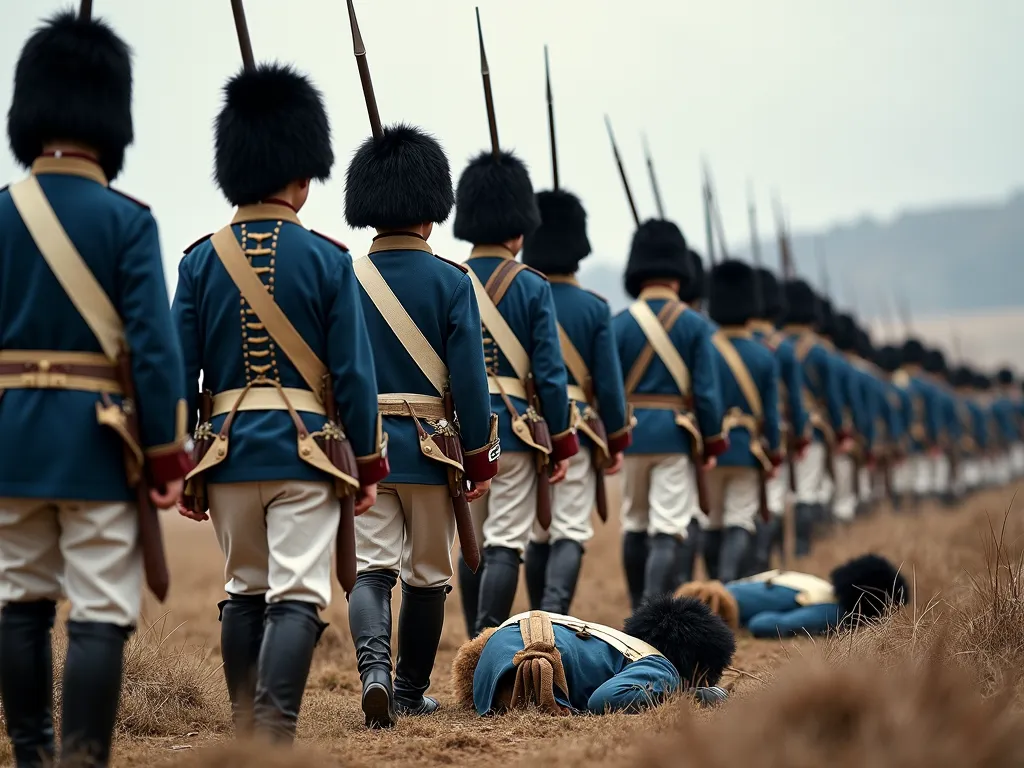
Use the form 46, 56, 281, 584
5, 477, 1024, 767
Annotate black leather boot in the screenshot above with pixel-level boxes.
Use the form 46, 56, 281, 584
474, 547, 521, 635
750, 517, 779, 575
718, 526, 755, 584
0, 601, 56, 768
457, 555, 481, 639
540, 539, 584, 614
394, 582, 447, 716
794, 503, 815, 556
349, 570, 398, 729
252, 601, 326, 743
60, 621, 131, 768
703, 529, 723, 580
622, 532, 648, 612
524, 541, 551, 611
642, 533, 681, 603
218, 594, 266, 736
672, 519, 702, 589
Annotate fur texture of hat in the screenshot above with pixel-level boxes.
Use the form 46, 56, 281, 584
997, 368, 1015, 386
623, 595, 735, 686
902, 338, 926, 366
950, 366, 973, 389
680, 249, 706, 304
833, 313, 858, 352
855, 328, 874, 360
674, 580, 740, 632
345, 123, 454, 230
453, 150, 541, 244
817, 297, 836, 338
780, 279, 820, 326
521, 189, 591, 274
8, 10, 133, 180
624, 219, 691, 299
709, 260, 759, 327
214, 63, 332, 207
875, 345, 901, 373
754, 267, 782, 321
830, 554, 909, 625
450, 627, 497, 710
923, 348, 948, 375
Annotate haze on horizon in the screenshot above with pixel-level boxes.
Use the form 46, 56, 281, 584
1, 0, 1021, 294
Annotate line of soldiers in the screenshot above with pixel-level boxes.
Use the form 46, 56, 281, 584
2, 7, 1024, 767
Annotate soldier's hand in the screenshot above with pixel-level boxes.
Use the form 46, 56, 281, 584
605, 452, 625, 475
549, 459, 570, 484
355, 483, 377, 516
838, 437, 856, 454
177, 502, 209, 522
703, 457, 718, 471
150, 479, 184, 509
466, 479, 491, 502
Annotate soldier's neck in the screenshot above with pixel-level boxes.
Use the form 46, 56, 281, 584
782, 323, 813, 334
640, 280, 680, 293
40, 141, 99, 162
747, 319, 775, 334
378, 223, 432, 240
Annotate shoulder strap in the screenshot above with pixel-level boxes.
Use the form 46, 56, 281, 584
627, 300, 691, 397
794, 332, 817, 363
484, 259, 523, 306
353, 255, 448, 396
210, 227, 326, 397
623, 301, 685, 396
712, 333, 763, 420
557, 324, 590, 393
8, 176, 124, 360
466, 268, 531, 382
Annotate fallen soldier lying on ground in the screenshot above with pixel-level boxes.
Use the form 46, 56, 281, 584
676, 554, 909, 638
451, 596, 735, 715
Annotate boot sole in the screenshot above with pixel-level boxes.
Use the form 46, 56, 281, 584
362, 683, 396, 729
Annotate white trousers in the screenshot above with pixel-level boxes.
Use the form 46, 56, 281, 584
794, 441, 830, 505
766, 463, 788, 518
1012, 445, 1024, 477
833, 455, 857, 522
0, 498, 141, 626
910, 454, 933, 495
209, 481, 339, 609
355, 482, 455, 588
858, 466, 873, 502
705, 466, 761, 534
471, 452, 537, 555
621, 454, 700, 538
531, 449, 596, 545
962, 458, 983, 490
892, 458, 913, 495
932, 454, 951, 494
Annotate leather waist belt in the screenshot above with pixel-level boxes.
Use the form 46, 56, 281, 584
627, 393, 688, 411
0, 349, 121, 393
488, 376, 528, 400
211, 387, 325, 417
378, 393, 446, 420
566, 384, 588, 403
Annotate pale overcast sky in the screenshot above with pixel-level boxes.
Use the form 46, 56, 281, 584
2, 0, 1021, 294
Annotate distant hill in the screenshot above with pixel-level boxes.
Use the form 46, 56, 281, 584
580, 190, 1024, 318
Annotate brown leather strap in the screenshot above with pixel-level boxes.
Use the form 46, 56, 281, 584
624, 301, 686, 396
0, 361, 117, 381
485, 259, 526, 306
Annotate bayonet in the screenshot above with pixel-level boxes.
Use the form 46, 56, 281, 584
346, 0, 383, 139
703, 161, 729, 258
703, 176, 717, 266
230, 0, 255, 71
545, 46, 558, 189
476, 8, 500, 158
748, 181, 762, 267
79, 0, 93, 20
816, 240, 831, 299
605, 116, 639, 226
643, 133, 665, 219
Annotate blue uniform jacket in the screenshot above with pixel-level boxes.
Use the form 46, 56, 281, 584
474, 622, 680, 715
173, 204, 387, 487
354, 235, 499, 485
880, 380, 906, 449
992, 397, 1020, 444
939, 387, 962, 446
751, 327, 809, 448
727, 580, 841, 638
548, 277, 632, 455
614, 287, 726, 458
0, 156, 189, 501
715, 330, 781, 468
847, 361, 879, 451
966, 400, 988, 450
786, 330, 846, 442
903, 372, 944, 451
465, 247, 577, 462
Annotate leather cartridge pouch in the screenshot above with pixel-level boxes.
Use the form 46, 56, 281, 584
183, 389, 214, 513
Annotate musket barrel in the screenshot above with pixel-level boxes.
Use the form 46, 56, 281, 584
347, 0, 383, 139
703, 180, 716, 266
748, 183, 762, 267
230, 0, 255, 71
79, 0, 93, 20
476, 8, 500, 158
643, 134, 665, 219
545, 46, 559, 190
605, 116, 640, 226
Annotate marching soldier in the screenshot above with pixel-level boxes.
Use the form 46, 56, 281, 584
746, 266, 809, 572
993, 368, 1023, 482
922, 349, 959, 504
831, 313, 877, 522
520, 189, 632, 615
615, 221, 727, 611
874, 344, 911, 509
703, 261, 782, 582
0, 10, 190, 766
778, 280, 849, 554
950, 367, 984, 495
896, 339, 944, 503
173, 61, 387, 741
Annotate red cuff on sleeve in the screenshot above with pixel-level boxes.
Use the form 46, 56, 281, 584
146, 449, 193, 488
607, 430, 632, 455
551, 430, 580, 463
704, 434, 730, 458
769, 450, 784, 467
465, 443, 501, 483
796, 436, 812, 451
356, 455, 390, 486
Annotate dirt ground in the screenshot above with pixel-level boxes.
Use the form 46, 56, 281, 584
11, 478, 1024, 767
